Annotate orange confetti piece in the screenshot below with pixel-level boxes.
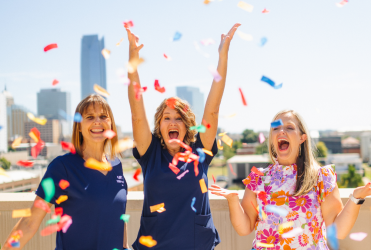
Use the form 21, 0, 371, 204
127, 57, 144, 73
150, 203, 165, 213
27, 113, 47, 125
238, 88, 247, 106
61, 141, 76, 154
56, 195, 68, 204
94, 84, 110, 98
278, 221, 294, 234
204, 0, 212, 4
103, 130, 116, 139
166, 97, 177, 109
154, 79, 165, 93
217, 139, 223, 150
251, 201, 259, 214
59, 180, 70, 190
44, 43, 58, 52
116, 38, 124, 46
101, 49, 111, 59
40, 224, 59, 236
133, 168, 141, 181
52, 79, 59, 86
84, 158, 112, 171
251, 166, 264, 176
114, 138, 135, 152
262, 8, 269, 13
29, 127, 41, 141
12, 208, 31, 218
199, 179, 208, 193
163, 53, 172, 61
237, 1, 254, 12
139, 235, 157, 248
169, 163, 180, 175
11, 137, 23, 149
229, 163, 237, 176
221, 134, 233, 147
212, 174, 216, 184
202, 148, 213, 156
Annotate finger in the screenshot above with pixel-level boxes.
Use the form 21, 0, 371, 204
221, 34, 226, 41
211, 184, 221, 188
125, 28, 132, 40
227, 23, 241, 36
137, 44, 144, 51
134, 35, 140, 44
229, 27, 239, 40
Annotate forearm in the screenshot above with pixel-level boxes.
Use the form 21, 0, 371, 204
2, 217, 38, 249
227, 198, 253, 236
333, 199, 361, 239
123, 222, 129, 248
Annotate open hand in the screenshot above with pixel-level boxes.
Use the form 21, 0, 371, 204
218, 23, 241, 57
353, 182, 371, 199
125, 28, 144, 60
209, 184, 239, 201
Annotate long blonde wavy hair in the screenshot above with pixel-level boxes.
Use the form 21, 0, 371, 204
268, 110, 320, 196
153, 97, 197, 149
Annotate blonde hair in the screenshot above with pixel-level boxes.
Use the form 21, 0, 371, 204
72, 94, 122, 159
153, 97, 197, 149
268, 110, 319, 196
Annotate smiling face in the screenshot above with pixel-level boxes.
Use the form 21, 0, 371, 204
271, 112, 307, 166
159, 106, 187, 152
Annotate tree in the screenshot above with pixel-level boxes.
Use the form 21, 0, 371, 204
8, 146, 15, 152
241, 129, 258, 143
316, 141, 328, 158
0, 157, 11, 170
256, 141, 268, 154
222, 140, 242, 160
339, 165, 364, 188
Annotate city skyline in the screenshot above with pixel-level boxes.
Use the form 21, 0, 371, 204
176, 86, 205, 125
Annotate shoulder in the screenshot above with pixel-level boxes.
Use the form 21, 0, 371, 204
318, 164, 336, 180
316, 164, 337, 203
47, 153, 79, 171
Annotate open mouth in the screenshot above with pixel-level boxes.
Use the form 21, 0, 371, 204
168, 129, 179, 139
90, 128, 104, 134
278, 138, 290, 152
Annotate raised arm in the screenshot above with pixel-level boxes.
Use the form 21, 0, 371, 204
200, 23, 241, 150
125, 28, 151, 156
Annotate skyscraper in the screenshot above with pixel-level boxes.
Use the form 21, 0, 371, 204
7, 104, 31, 141
176, 86, 204, 124
81, 35, 107, 100
0, 91, 8, 152
37, 88, 71, 120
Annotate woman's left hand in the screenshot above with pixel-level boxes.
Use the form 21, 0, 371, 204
218, 23, 241, 58
353, 182, 371, 199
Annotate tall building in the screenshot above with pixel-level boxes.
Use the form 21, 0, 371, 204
81, 35, 107, 100
7, 104, 31, 141
37, 88, 70, 120
24, 119, 60, 144
176, 86, 204, 124
0, 91, 7, 152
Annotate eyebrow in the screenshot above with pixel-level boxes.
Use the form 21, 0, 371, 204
163, 112, 171, 114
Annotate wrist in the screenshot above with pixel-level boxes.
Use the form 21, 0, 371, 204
353, 190, 365, 199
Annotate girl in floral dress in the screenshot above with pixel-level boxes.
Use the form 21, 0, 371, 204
210, 110, 371, 250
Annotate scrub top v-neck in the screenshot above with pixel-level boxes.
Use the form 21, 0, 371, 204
36, 153, 128, 250
132, 133, 220, 250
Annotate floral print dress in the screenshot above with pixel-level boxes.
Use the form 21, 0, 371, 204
243, 159, 336, 250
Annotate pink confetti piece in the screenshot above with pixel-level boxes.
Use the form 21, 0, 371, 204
103, 130, 116, 139
336, 0, 348, 7
44, 43, 58, 52
154, 80, 166, 93
123, 20, 134, 28
200, 38, 215, 46
262, 8, 269, 13
258, 132, 265, 144
133, 82, 147, 100
177, 170, 189, 180
349, 232, 367, 241
208, 66, 222, 82
34, 200, 51, 213
163, 53, 172, 61
52, 79, 59, 86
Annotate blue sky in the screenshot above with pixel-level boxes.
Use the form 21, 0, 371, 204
1, 0, 370, 133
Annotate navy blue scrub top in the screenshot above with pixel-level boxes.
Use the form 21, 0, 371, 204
35, 153, 128, 250
132, 133, 220, 250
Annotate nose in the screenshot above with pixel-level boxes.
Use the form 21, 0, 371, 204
93, 116, 102, 124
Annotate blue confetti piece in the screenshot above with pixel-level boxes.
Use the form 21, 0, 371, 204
59, 109, 82, 123
0, 125, 3, 130
74, 112, 82, 122
258, 204, 262, 219
271, 119, 283, 128
261, 76, 283, 89
196, 148, 205, 163
327, 224, 338, 250
173, 31, 182, 41
260, 37, 267, 46
265, 205, 288, 216
11, 241, 20, 247
191, 197, 197, 212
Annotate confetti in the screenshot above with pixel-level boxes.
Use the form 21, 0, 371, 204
59, 180, 70, 190
133, 168, 141, 181
202, 119, 211, 129
101, 49, 110, 59
40, 224, 59, 236
127, 57, 144, 73
258, 132, 265, 144
94, 84, 110, 98
202, 148, 213, 156
217, 139, 223, 150
46, 215, 61, 225
258, 204, 267, 220
139, 236, 157, 248
74, 113, 82, 122
261, 75, 282, 89
221, 134, 233, 147
193, 41, 210, 58
271, 119, 283, 128
114, 138, 135, 152
27, 113, 47, 125
103, 130, 116, 139
120, 214, 131, 223
11, 137, 23, 149
256, 242, 274, 248
204, 0, 212, 4
163, 53, 172, 61
154, 79, 166, 93
58, 110, 82, 122
55, 207, 63, 216
133, 82, 147, 100
44, 43, 58, 52
200, 38, 215, 46
55, 195, 68, 204
260, 37, 267, 47
123, 20, 134, 28
52, 79, 59, 86
349, 232, 367, 241
169, 163, 180, 174
191, 197, 197, 212
61, 141, 76, 154
31, 140, 45, 158
266, 205, 288, 217
237, 1, 254, 12
251, 166, 264, 176
34, 200, 51, 213
250, 201, 259, 214
228, 163, 237, 176
16, 160, 34, 167
238, 88, 247, 106
84, 158, 112, 171
199, 179, 208, 193
116, 38, 124, 46
190, 124, 206, 133
196, 148, 206, 163
208, 66, 222, 82
12, 208, 31, 218
327, 224, 339, 250
262, 8, 269, 13
336, 0, 348, 7
282, 227, 304, 239
177, 169, 189, 180
60, 215, 72, 233
278, 221, 294, 234
41, 178, 55, 203
212, 174, 216, 184
223, 113, 237, 118
0, 167, 9, 177
7, 230, 23, 247
258, 191, 268, 205
236, 30, 253, 41
29, 127, 40, 142
166, 97, 177, 109
172, 31, 182, 41
150, 203, 165, 213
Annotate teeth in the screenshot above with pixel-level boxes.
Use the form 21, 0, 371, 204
278, 139, 288, 143
91, 129, 103, 132
169, 130, 178, 132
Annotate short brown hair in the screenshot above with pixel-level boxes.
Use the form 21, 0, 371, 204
72, 94, 121, 159
153, 97, 197, 149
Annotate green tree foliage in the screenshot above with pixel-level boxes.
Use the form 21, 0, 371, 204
256, 141, 268, 154
8, 146, 15, 152
339, 165, 364, 188
241, 129, 258, 143
316, 141, 328, 158
0, 157, 11, 170
222, 140, 242, 160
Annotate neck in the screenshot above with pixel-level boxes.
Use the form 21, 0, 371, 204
277, 158, 296, 166
167, 147, 181, 157
82, 140, 106, 161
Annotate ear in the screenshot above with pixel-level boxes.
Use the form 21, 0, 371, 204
300, 133, 307, 144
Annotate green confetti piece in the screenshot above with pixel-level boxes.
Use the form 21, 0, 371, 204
190, 125, 206, 133
41, 178, 55, 203
120, 214, 130, 223
46, 215, 61, 225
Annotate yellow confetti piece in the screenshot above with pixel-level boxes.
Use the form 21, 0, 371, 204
12, 208, 31, 218
224, 113, 237, 118
237, 1, 254, 12
114, 138, 135, 153
55, 195, 68, 204
221, 134, 233, 147
204, 0, 212, 4
127, 57, 144, 73
278, 221, 294, 234
139, 235, 157, 248
150, 203, 165, 213
116, 38, 124, 46
93, 84, 110, 98
237, 30, 253, 41
29, 131, 39, 143
199, 179, 208, 193
256, 242, 274, 248
11, 137, 23, 149
101, 49, 111, 59
84, 158, 112, 171
27, 113, 47, 125
218, 132, 226, 137
0, 167, 9, 177
217, 139, 223, 150
202, 148, 213, 156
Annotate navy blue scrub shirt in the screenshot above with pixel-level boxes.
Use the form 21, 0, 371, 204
132, 133, 220, 250
36, 153, 128, 250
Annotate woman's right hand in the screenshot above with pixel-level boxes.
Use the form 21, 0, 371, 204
125, 28, 144, 60
209, 184, 239, 202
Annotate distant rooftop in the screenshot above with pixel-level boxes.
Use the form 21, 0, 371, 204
0, 170, 38, 184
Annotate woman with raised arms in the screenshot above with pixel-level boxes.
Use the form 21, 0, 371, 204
210, 110, 371, 250
126, 23, 240, 249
